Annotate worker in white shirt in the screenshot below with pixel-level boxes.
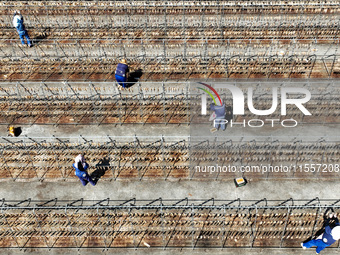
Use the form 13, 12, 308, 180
13, 10, 32, 47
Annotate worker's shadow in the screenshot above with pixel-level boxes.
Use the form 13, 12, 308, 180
13, 127, 22, 137
91, 157, 110, 184
126, 69, 143, 88
302, 208, 335, 243
33, 28, 50, 45
224, 106, 233, 128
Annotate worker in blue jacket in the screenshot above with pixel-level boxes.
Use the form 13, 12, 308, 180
210, 103, 226, 130
302, 213, 340, 254
13, 10, 32, 47
73, 154, 96, 186
115, 59, 129, 88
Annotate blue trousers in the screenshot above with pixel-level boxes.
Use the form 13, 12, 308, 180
303, 239, 329, 254
214, 116, 226, 130
76, 171, 96, 186
19, 30, 31, 46
115, 74, 127, 88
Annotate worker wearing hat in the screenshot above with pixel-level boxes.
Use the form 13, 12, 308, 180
13, 10, 32, 47
302, 213, 340, 253
115, 59, 129, 88
73, 154, 96, 186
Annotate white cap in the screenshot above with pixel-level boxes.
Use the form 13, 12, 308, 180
75, 154, 85, 164
331, 226, 340, 240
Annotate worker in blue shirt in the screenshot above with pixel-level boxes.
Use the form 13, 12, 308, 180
210, 103, 226, 130
13, 10, 32, 47
302, 213, 340, 254
73, 154, 96, 186
115, 59, 129, 88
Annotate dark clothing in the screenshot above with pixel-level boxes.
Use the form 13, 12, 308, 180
303, 239, 329, 254
115, 63, 129, 77
303, 217, 340, 253
74, 162, 89, 176
322, 217, 340, 245
210, 103, 226, 118
115, 63, 129, 87
72, 162, 96, 186
16, 22, 25, 33
115, 74, 127, 88
210, 103, 226, 130
19, 30, 31, 46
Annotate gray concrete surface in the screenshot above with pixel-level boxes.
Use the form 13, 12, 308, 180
2, 123, 338, 140
12, 124, 190, 138
1, 179, 339, 201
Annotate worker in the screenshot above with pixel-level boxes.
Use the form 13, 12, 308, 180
13, 10, 32, 47
115, 59, 129, 88
73, 154, 96, 186
8, 126, 15, 137
301, 213, 340, 254
210, 103, 226, 131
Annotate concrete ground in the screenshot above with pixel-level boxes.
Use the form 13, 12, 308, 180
4, 123, 190, 138
2, 179, 340, 201
1, 123, 338, 140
